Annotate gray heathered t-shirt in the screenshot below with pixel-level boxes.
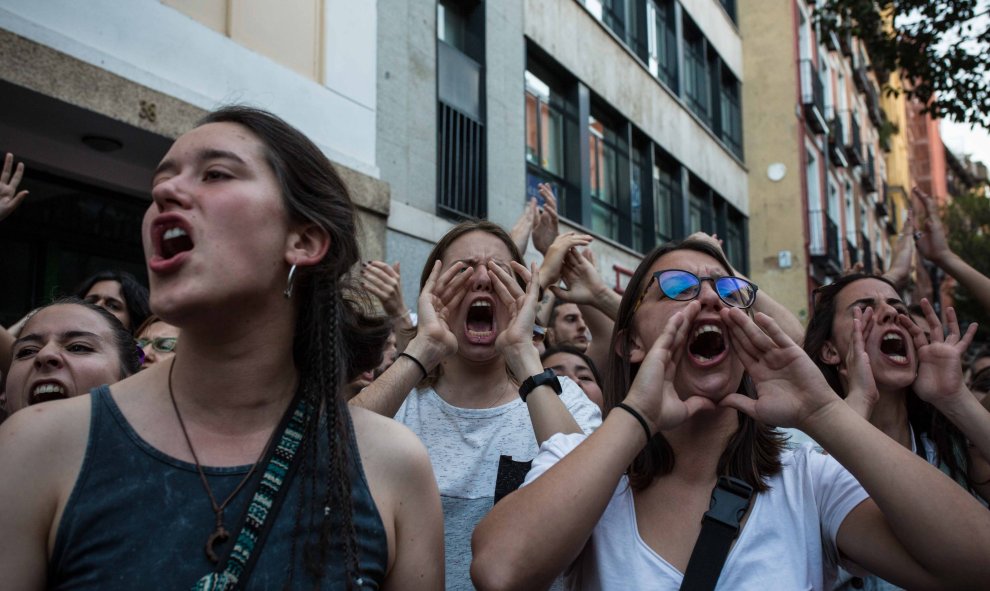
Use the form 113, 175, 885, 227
394, 376, 602, 590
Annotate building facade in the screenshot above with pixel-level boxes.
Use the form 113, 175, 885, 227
742, 0, 893, 321
0, 0, 386, 324
378, 0, 750, 307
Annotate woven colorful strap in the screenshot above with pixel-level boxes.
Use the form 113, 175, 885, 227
192, 395, 311, 591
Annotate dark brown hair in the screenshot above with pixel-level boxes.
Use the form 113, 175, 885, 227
803, 273, 981, 492
74, 270, 151, 334
198, 106, 388, 587
604, 239, 785, 492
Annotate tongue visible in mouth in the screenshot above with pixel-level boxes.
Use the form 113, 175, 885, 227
162, 227, 193, 259
880, 333, 907, 362
689, 325, 725, 362
466, 302, 494, 337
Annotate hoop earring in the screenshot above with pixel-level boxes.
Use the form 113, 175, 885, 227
284, 264, 297, 299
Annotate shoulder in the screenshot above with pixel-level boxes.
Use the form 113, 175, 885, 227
558, 377, 602, 432
351, 405, 434, 484
0, 395, 92, 550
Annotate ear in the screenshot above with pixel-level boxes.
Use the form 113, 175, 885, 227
285, 221, 330, 268
616, 328, 648, 364
820, 340, 841, 366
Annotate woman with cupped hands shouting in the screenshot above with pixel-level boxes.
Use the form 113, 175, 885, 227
470, 239, 990, 591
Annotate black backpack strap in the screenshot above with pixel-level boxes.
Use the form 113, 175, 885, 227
679, 476, 754, 591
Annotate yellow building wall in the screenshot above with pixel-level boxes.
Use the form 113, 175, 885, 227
742, 1, 811, 322
162, 0, 323, 81
881, 69, 912, 235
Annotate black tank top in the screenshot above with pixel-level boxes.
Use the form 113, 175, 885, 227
49, 386, 388, 589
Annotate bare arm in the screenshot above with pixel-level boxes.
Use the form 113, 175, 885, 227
350, 261, 470, 417
353, 408, 444, 591
531, 184, 559, 256
720, 309, 990, 589
552, 249, 619, 375
491, 261, 581, 443
361, 260, 415, 351
914, 189, 990, 315
0, 400, 90, 590
509, 198, 537, 255
881, 209, 916, 291
472, 304, 713, 590
0, 152, 29, 223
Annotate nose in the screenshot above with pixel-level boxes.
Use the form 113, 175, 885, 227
875, 300, 899, 324
150, 172, 192, 212
470, 263, 493, 292
142, 344, 157, 365
697, 279, 724, 309
33, 342, 64, 370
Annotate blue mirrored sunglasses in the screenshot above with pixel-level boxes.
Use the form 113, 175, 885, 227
635, 269, 758, 310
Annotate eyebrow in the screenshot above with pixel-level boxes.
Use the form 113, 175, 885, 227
845, 297, 906, 311
154, 148, 248, 179
14, 331, 103, 346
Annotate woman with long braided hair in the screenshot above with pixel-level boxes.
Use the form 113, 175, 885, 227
0, 106, 443, 589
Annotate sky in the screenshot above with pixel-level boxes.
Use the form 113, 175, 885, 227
934, 0, 990, 167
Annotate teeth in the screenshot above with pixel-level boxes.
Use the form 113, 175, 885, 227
33, 383, 66, 395
163, 227, 188, 240
888, 354, 907, 363
471, 301, 492, 308
883, 333, 902, 342
694, 324, 722, 337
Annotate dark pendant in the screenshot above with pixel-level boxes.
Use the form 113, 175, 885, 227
206, 525, 230, 563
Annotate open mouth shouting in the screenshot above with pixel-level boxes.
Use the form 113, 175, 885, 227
29, 380, 69, 405
149, 214, 195, 273
687, 322, 728, 366
878, 330, 910, 365
465, 298, 497, 345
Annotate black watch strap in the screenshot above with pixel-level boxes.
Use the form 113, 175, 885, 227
518, 368, 562, 402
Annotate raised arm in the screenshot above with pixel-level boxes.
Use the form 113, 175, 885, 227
720, 308, 990, 589
552, 248, 620, 374
899, 300, 990, 501
914, 189, 990, 315
509, 197, 537, 255
531, 184, 559, 256
490, 260, 581, 443
471, 303, 713, 590
881, 209, 916, 291
361, 260, 415, 350
0, 152, 29, 223
350, 261, 469, 416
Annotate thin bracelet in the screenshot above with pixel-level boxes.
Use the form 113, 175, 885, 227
398, 352, 428, 380
615, 402, 652, 444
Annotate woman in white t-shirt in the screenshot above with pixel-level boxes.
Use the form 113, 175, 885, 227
471, 238, 990, 590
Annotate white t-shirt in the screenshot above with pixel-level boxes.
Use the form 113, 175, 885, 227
523, 433, 870, 591
395, 376, 602, 591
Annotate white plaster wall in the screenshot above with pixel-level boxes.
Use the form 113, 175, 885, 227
526, 0, 748, 214
0, 0, 379, 177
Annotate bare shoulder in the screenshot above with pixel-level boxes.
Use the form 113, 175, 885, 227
350, 404, 432, 474
0, 394, 91, 483
0, 395, 92, 586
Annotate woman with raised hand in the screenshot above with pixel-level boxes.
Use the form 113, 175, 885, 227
471, 238, 990, 591
803, 274, 990, 507
351, 220, 601, 590
0, 106, 443, 590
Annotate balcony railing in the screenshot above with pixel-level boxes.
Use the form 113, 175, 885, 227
828, 110, 848, 168
810, 209, 842, 275
846, 113, 863, 166
846, 237, 859, 266
861, 150, 877, 192
800, 59, 828, 134
861, 234, 873, 274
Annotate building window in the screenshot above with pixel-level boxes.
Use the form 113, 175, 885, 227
647, 0, 678, 91
725, 210, 746, 273
688, 177, 711, 234
720, 0, 736, 23
588, 115, 624, 242
525, 70, 565, 177
653, 155, 677, 244
719, 69, 743, 158
683, 18, 711, 126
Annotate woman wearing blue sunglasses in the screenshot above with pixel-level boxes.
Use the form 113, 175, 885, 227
472, 238, 990, 590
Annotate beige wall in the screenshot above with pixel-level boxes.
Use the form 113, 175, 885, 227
163, 0, 323, 81
741, 1, 811, 321
882, 69, 911, 233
